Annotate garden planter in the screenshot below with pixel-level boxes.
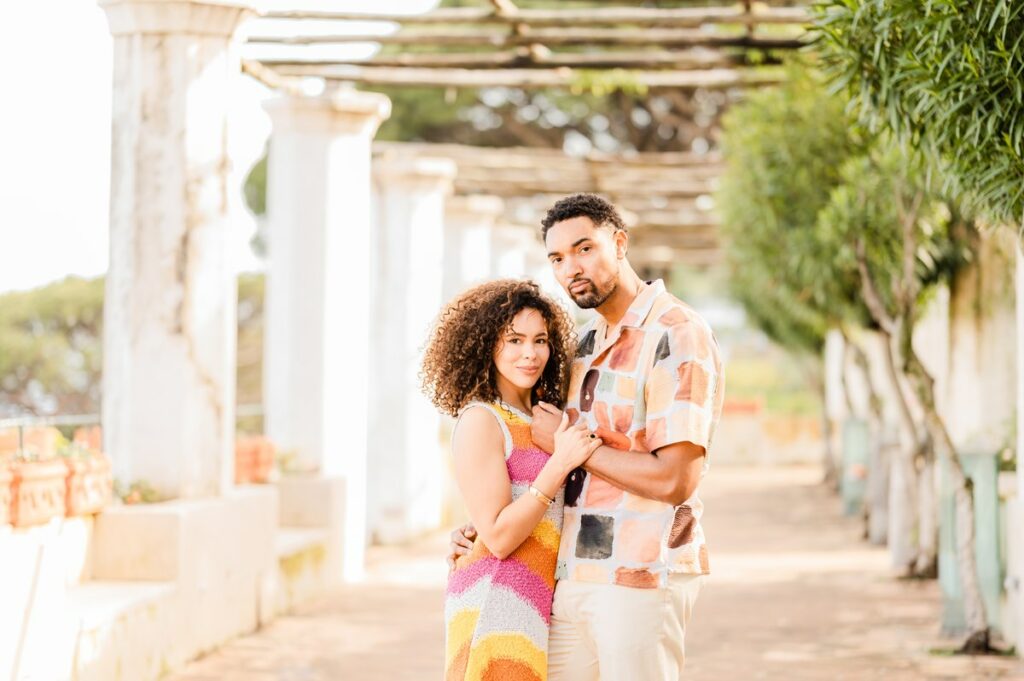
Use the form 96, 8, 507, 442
235, 436, 276, 484
10, 459, 67, 527
65, 452, 113, 516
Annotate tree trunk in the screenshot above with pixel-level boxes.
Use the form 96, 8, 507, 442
899, 329, 991, 651
914, 445, 939, 578
845, 333, 890, 545
807, 360, 839, 489
880, 325, 922, 574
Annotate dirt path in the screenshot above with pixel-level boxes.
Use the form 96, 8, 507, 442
169, 466, 1023, 680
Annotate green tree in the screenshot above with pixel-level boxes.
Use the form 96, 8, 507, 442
815, 1, 1024, 228
0, 277, 104, 417
717, 59, 866, 484
817, 144, 990, 652
0, 275, 266, 420
813, 0, 1021, 652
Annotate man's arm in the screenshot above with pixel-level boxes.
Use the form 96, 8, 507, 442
531, 401, 704, 505
584, 441, 704, 506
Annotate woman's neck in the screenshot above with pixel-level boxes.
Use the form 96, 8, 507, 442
497, 382, 532, 414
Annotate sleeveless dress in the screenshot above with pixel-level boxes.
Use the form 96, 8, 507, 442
444, 401, 565, 681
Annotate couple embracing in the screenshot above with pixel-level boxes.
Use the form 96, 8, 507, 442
420, 194, 724, 681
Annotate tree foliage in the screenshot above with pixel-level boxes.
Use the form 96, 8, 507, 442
717, 60, 866, 354
0, 275, 266, 418
814, 0, 1024, 226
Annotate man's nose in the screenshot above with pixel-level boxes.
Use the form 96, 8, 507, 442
564, 257, 583, 277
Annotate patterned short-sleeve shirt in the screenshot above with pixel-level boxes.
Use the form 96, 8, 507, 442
556, 279, 724, 589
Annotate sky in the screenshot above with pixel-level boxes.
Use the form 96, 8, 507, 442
0, 0, 437, 294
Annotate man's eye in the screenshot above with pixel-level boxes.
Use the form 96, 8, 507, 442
580, 247, 591, 253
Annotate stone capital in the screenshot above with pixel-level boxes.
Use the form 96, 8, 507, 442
98, 0, 256, 37
263, 89, 392, 138
373, 156, 457, 194
445, 195, 505, 223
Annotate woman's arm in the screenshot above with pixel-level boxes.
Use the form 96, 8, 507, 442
453, 407, 598, 559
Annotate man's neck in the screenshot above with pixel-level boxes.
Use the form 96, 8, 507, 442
596, 270, 646, 328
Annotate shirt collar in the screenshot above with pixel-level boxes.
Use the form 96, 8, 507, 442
593, 279, 666, 351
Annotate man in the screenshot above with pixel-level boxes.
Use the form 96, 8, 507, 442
450, 193, 724, 680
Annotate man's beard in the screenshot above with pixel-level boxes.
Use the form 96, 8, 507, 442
570, 277, 617, 309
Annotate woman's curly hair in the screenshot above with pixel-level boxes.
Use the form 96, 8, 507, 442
421, 279, 576, 417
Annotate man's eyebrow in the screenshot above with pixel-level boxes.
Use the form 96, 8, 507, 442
547, 237, 592, 257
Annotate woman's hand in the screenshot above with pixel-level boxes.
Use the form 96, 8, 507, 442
552, 412, 602, 474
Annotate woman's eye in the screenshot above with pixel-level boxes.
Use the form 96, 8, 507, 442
537, 339, 548, 344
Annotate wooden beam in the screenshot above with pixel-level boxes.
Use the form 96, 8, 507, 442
246, 28, 806, 50
255, 48, 770, 71
260, 7, 810, 28
373, 141, 722, 168
260, 63, 783, 90
453, 176, 713, 199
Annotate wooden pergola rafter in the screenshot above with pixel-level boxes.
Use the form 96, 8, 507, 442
374, 142, 724, 266
244, 1, 812, 89
244, 1, 814, 268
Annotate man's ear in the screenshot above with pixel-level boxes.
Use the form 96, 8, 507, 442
614, 229, 628, 259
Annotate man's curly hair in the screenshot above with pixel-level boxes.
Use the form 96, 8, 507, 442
541, 193, 627, 240
421, 279, 575, 417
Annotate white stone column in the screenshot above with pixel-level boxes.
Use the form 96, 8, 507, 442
443, 195, 503, 301
491, 222, 533, 279
262, 90, 390, 579
370, 157, 455, 543
98, 0, 255, 499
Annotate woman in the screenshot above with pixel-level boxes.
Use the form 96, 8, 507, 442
421, 279, 603, 681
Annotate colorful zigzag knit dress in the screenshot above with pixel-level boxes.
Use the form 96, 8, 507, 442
445, 401, 565, 681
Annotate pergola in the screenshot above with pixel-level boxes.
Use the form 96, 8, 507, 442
76, 7, 816, 667
242, 0, 813, 269
373, 141, 723, 266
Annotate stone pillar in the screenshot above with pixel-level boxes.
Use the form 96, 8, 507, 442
262, 89, 390, 580
370, 157, 455, 543
491, 222, 533, 280
98, 0, 255, 499
443, 195, 503, 301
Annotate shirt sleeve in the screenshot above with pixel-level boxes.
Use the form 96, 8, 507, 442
643, 318, 724, 453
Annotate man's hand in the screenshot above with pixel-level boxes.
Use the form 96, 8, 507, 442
530, 401, 564, 453
447, 523, 477, 573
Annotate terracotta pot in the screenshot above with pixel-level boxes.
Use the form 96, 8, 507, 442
0, 463, 12, 526
72, 426, 103, 453
235, 436, 276, 484
65, 452, 113, 516
10, 459, 68, 527
0, 426, 62, 459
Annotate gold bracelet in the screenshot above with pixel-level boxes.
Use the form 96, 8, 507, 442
528, 485, 554, 507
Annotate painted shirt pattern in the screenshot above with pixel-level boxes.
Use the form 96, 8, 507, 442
556, 279, 724, 589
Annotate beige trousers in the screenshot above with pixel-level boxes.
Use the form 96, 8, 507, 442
547, 574, 703, 681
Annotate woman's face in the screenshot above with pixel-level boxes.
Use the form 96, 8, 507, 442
493, 308, 551, 394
